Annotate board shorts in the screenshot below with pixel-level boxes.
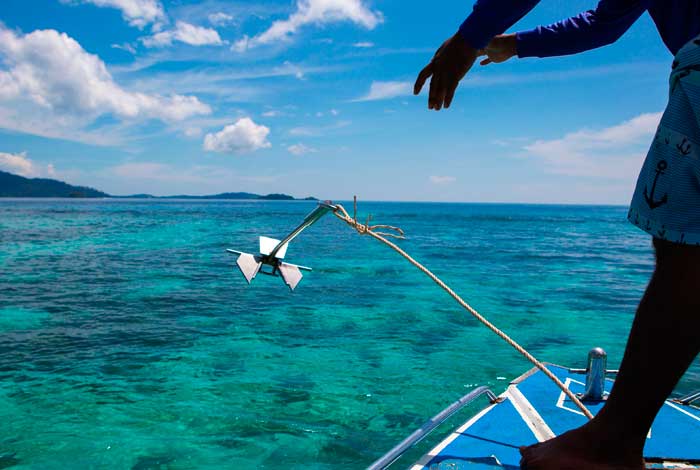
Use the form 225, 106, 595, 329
628, 35, 700, 244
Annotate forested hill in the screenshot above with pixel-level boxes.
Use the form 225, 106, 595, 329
0, 170, 315, 200
0, 170, 108, 198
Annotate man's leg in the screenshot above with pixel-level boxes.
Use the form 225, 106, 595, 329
520, 238, 700, 470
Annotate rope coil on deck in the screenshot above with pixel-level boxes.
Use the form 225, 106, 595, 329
332, 198, 594, 421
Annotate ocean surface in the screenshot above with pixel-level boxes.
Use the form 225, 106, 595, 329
1, 199, 698, 469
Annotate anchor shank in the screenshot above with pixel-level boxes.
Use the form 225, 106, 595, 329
268, 202, 336, 259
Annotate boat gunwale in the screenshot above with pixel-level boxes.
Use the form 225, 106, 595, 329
408, 363, 700, 470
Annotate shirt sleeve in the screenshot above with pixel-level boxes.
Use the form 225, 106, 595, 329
458, 0, 541, 50
516, 0, 650, 58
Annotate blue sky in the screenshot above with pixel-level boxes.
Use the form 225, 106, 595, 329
0, 0, 673, 203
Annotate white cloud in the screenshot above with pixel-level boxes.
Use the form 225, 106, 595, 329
141, 21, 224, 47
353, 81, 411, 102
99, 162, 283, 196
123, 62, 337, 101
233, 0, 382, 51
286, 61, 307, 80
0, 72, 21, 101
208, 12, 234, 26
287, 143, 317, 155
184, 127, 202, 137
62, 0, 166, 29
203, 118, 271, 155
353, 41, 374, 48
0, 151, 55, 178
109, 162, 202, 182
0, 26, 211, 124
289, 120, 350, 137
262, 110, 282, 117
430, 175, 457, 185
0, 106, 129, 146
0, 152, 33, 176
522, 112, 662, 178
111, 42, 137, 54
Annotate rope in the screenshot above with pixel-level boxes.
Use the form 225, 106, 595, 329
332, 199, 594, 420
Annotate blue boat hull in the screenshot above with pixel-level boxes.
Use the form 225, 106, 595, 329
412, 365, 700, 469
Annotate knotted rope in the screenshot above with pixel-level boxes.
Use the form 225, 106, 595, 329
332, 198, 594, 420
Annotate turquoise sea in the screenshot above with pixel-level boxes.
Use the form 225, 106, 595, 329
1, 199, 698, 469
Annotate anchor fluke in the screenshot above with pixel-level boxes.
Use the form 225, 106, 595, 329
279, 263, 304, 291
235, 252, 262, 284
227, 201, 336, 291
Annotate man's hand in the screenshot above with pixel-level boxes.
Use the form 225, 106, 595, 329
479, 34, 517, 66
414, 33, 478, 111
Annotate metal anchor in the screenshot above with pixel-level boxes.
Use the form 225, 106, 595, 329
227, 201, 337, 291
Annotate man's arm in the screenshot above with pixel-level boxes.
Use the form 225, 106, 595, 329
479, 0, 649, 66
458, 0, 541, 50
416, 0, 651, 111
516, 0, 649, 58
414, 0, 541, 110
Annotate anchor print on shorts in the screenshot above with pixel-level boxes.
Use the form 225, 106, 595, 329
677, 138, 692, 156
644, 160, 669, 210
658, 225, 667, 239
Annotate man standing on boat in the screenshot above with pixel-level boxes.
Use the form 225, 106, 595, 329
415, 1, 700, 469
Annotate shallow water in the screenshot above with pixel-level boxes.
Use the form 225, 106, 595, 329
0, 199, 697, 469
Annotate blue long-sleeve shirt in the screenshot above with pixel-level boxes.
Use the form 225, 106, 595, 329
458, 0, 700, 57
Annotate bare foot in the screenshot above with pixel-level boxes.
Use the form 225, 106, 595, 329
519, 424, 645, 470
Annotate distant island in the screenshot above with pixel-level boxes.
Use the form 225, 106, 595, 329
0, 170, 316, 200
0, 170, 108, 198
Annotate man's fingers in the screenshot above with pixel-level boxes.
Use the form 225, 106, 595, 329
480, 58, 492, 66
428, 74, 436, 109
434, 87, 446, 110
428, 73, 442, 109
414, 63, 433, 95
444, 82, 458, 109
430, 74, 447, 111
